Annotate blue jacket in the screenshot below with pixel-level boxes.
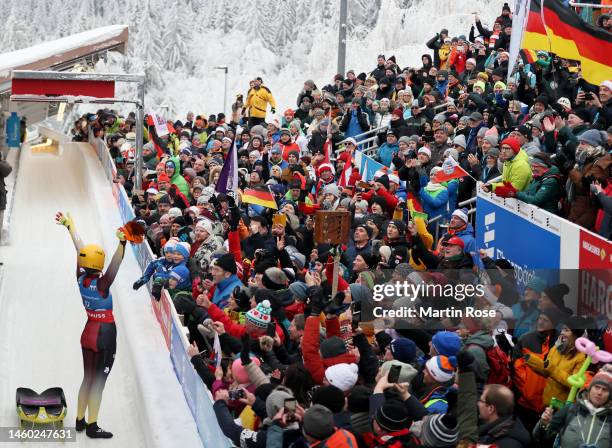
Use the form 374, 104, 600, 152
142, 257, 174, 282
377, 142, 399, 167
512, 301, 540, 339
423, 386, 452, 414
442, 179, 459, 212
212, 274, 243, 310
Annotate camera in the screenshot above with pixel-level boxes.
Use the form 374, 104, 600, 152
228, 389, 245, 401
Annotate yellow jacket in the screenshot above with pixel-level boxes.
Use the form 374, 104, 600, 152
246, 86, 276, 118
526, 345, 586, 406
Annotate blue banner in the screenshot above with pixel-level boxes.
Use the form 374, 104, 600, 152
476, 195, 561, 289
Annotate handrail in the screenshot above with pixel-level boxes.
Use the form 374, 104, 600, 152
337, 124, 389, 146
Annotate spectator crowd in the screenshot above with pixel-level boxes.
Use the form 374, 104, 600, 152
71, 3, 611, 447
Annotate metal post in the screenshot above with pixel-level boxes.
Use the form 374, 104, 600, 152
223, 67, 228, 118
337, 0, 348, 76
135, 79, 145, 190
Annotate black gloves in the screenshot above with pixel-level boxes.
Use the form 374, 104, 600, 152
133, 278, 146, 290
457, 350, 475, 373
151, 281, 164, 301
306, 286, 324, 317
227, 196, 241, 231
324, 292, 348, 316
240, 333, 252, 366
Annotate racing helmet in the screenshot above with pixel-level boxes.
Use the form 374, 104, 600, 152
79, 244, 105, 271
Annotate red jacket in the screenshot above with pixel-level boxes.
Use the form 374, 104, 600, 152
362, 186, 399, 215
302, 315, 357, 384
207, 303, 285, 343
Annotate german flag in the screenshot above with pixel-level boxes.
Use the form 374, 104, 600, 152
241, 187, 278, 209
519, 49, 537, 65
522, 0, 612, 85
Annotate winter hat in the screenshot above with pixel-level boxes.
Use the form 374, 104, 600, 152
325, 363, 359, 392
303, 404, 335, 440
157, 173, 171, 184
418, 147, 432, 158
473, 81, 486, 92
466, 58, 477, 66
347, 385, 373, 413
245, 299, 272, 329
312, 385, 345, 413
163, 240, 177, 254
452, 134, 467, 149
501, 136, 521, 153
543, 283, 570, 309
477, 126, 489, 138
425, 355, 457, 383
317, 163, 335, 176
534, 95, 549, 108
262, 267, 289, 290
355, 223, 373, 239
370, 195, 387, 211
578, 129, 605, 147
601, 80, 612, 91
432, 331, 462, 357
590, 369, 612, 395
195, 218, 214, 236
380, 360, 418, 384
562, 315, 590, 337
433, 113, 447, 124
392, 108, 404, 119
420, 413, 459, 447
265, 387, 294, 420
375, 174, 390, 190
169, 264, 191, 288
168, 207, 182, 219
349, 283, 373, 304
390, 338, 417, 363
539, 307, 567, 328
486, 148, 500, 159
232, 356, 261, 384
321, 336, 348, 359
213, 252, 237, 275
374, 399, 410, 432
557, 97, 571, 110
451, 208, 469, 223
484, 135, 499, 147
388, 219, 406, 236
174, 242, 191, 259
323, 183, 341, 199
569, 107, 591, 123
287, 281, 308, 302
526, 276, 547, 293
494, 81, 507, 91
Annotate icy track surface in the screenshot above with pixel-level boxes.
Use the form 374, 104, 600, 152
0, 139, 202, 447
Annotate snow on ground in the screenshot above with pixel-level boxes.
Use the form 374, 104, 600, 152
0, 135, 202, 447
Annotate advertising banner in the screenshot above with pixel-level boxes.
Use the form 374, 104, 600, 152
577, 229, 612, 321
476, 194, 561, 289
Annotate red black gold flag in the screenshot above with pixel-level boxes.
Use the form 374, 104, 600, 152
522, 0, 612, 85
241, 187, 278, 209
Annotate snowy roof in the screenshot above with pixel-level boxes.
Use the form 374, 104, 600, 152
0, 25, 128, 90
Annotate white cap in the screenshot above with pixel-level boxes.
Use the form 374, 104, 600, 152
168, 207, 182, 218
418, 147, 432, 158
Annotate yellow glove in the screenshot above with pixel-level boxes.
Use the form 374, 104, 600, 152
55, 211, 74, 230
116, 228, 126, 242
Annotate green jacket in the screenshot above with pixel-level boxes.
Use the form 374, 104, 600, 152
534, 391, 611, 448
515, 165, 562, 214
168, 156, 191, 199
492, 149, 532, 193
464, 331, 494, 385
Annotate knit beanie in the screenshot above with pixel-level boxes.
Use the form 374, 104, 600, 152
380, 360, 418, 384
320, 336, 348, 359
374, 399, 410, 432
526, 276, 547, 293
174, 242, 191, 259
262, 267, 289, 291
501, 136, 521, 154
347, 386, 373, 413
425, 355, 457, 383
543, 283, 570, 309
451, 208, 469, 224
420, 413, 459, 447
324, 363, 359, 392
245, 299, 272, 329
312, 385, 345, 413
213, 252, 237, 275
265, 387, 294, 421
432, 331, 462, 357
390, 338, 417, 363
303, 404, 335, 440
590, 368, 612, 395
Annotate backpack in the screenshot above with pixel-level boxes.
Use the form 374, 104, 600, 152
469, 343, 513, 388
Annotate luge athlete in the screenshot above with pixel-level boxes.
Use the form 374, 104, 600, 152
56, 211, 126, 439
